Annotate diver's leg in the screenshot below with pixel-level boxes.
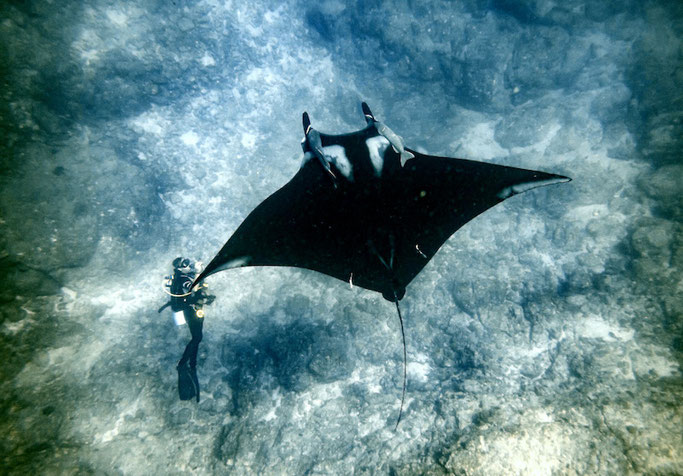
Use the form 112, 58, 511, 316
177, 310, 203, 401
187, 316, 203, 369
177, 309, 196, 368
187, 314, 203, 402
177, 308, 199, 400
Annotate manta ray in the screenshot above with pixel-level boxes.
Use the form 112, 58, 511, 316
192, 102, 570, 427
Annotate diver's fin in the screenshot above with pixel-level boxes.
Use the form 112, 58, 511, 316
177, 364, 197, 401
189, 366, 200, 403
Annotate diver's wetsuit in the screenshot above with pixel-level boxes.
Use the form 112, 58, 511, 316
178, 307, 203, 369
171, 269, 204, 369
166, 266, 214, 402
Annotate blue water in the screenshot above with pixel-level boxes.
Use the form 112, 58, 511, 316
0, 1, 681, 474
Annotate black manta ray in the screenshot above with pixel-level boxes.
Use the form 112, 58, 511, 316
192, 102, 570, 427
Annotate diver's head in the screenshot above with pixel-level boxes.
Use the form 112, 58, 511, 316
173, 257, 194, 274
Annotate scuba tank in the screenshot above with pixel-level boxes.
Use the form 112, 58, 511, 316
173, 310, 187, 326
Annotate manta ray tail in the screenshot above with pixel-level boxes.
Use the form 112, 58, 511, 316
393, 291, 407, 430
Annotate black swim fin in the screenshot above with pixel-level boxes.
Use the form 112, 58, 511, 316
189, 365, 200, 403
177, 363, 199, 402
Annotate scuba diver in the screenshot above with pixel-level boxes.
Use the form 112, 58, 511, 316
159, 257, 215, 402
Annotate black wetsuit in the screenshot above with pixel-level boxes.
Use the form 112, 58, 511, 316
170, 270, 204, 369
159, 265, 214, 402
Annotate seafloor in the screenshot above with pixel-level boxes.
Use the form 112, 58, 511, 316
0, 1, 681, 474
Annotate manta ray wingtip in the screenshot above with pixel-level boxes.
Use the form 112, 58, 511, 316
497, 173, 572, 199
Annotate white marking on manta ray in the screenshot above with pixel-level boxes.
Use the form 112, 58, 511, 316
497, 177, 570, 199
365, 135, 390, 176
321, 145, 353, 180
300, 146, 354, 181
215, 256, 251, 273
416, 244, 427, 258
